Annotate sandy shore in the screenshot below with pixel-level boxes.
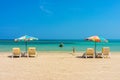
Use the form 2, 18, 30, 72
0, 52, 120, 80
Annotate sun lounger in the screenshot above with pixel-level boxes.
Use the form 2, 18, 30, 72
28, 47, 37, 57
12, 48, 21, 58
97, 47, 111, 58
84, 48, 95, 58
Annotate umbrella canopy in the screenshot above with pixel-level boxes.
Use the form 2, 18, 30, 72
15, 35, 38, 53
15, 35, 38, 41
85, 36, 108, 57
86, 36, 108, 42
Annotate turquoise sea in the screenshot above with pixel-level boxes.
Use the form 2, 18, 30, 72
0, 39, 120, 52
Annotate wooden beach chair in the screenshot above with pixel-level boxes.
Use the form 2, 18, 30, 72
28, 47, 37, 57
84, 48, 95, 58
12, 48, 21, 58
97, 47, 111, 58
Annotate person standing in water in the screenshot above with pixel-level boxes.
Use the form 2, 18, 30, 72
59, 42, 64, 48
72, 47, 76, 55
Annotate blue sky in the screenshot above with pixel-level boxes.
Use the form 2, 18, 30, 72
0, 0, 120, 39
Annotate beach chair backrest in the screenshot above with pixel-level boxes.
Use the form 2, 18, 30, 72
28, 47, 36, 55
13, 48, 20, 55
86, 48, 94, 55
102, 47, 110, 55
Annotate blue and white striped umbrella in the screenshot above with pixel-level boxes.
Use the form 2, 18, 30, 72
14, 35, 38, 53
15, 35, 38, 41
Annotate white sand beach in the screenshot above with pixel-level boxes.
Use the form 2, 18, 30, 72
0, 52, 120, 80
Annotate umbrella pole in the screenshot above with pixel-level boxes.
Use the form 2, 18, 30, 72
25, 41, 27, 53
95, 42, 96, 57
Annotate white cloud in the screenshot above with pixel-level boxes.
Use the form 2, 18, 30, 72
40, 5, 53, 15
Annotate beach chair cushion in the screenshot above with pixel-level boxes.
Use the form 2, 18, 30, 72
86, 48, 94, 55
13, 48, 21, 56
102, 47, 110, 55
28, 47, 36, 56
83, 48, 95, 58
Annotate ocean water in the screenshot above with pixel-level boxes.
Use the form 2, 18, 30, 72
0, 39, 120, 52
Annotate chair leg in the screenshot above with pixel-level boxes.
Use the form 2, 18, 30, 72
12, 55, 13, 58
27, 54, 29, 58
85, 55, 87, 58
93, 54, 95, 58
109, 53, 111, 58
102, 54, 104, 59
19, 54, 21, 58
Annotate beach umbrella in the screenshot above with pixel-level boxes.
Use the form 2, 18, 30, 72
14, 35, 38, 53
85, 36, 108, 57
